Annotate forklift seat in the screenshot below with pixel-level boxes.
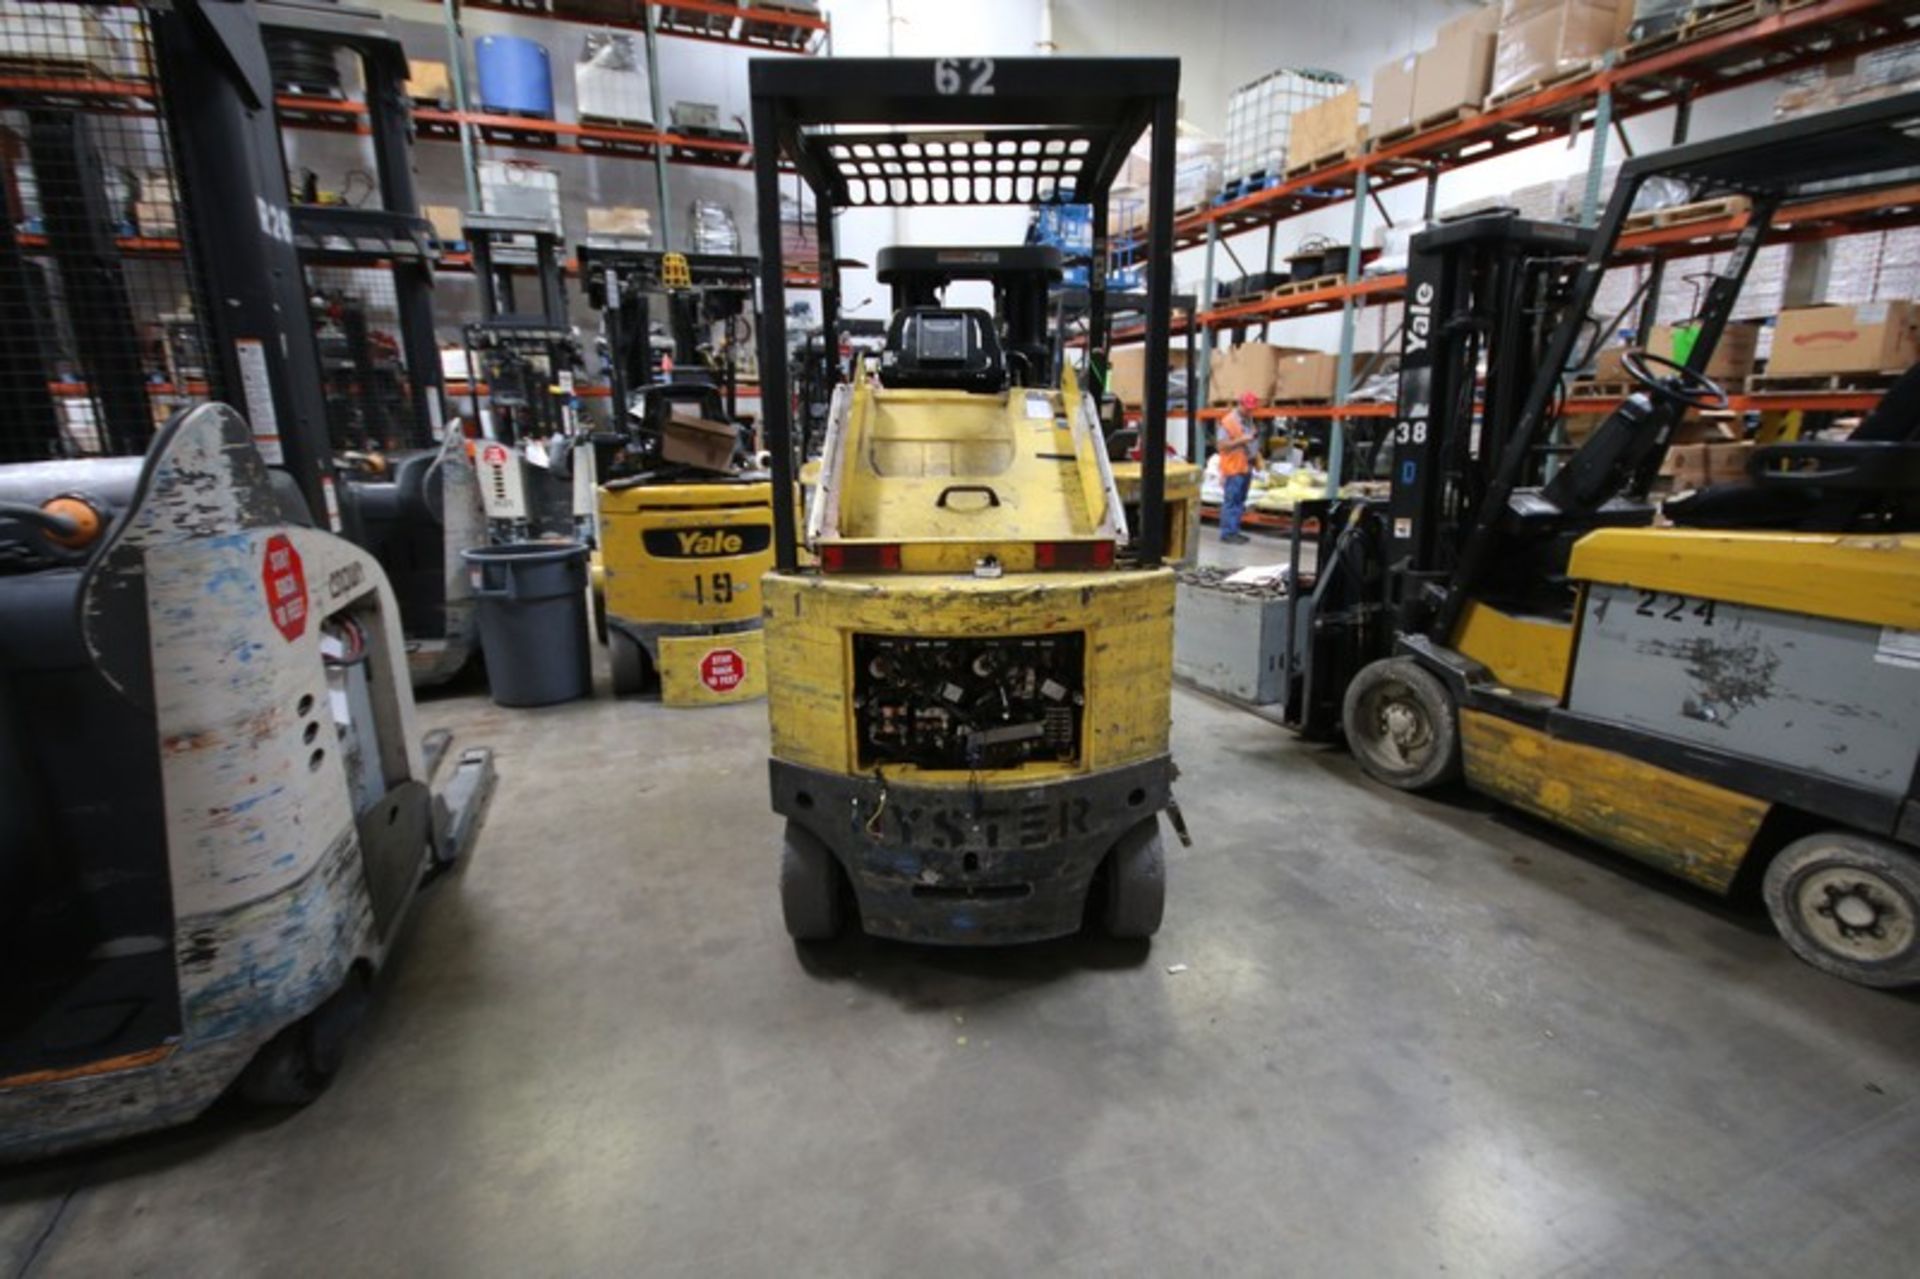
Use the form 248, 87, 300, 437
878, 308, 1008, 394
1664, 360, 1920, 532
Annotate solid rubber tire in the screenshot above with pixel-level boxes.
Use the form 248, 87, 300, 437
609, 630, 650, 697
238, 974, 370, 1106
1341, 656, 1461, 792
1102, 818, 1166, 940
781, 820, 845, 942
1762, 831, 1920, 989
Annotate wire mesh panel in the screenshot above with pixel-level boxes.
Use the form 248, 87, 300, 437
305, 264, 431, 454
0, 2, 221, 461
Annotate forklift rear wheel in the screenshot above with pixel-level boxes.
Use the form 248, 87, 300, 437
238, 970, 371, 1106
1342, 657, 1461, 792
1763, 832, 1920, 988
1101, 819, 1166, 940
610, 631, 651, 697
781, 820, 846, 942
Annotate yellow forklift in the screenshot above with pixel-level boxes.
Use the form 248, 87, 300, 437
1274, 94, 1920, 987
748, 55, 1188, 944
582, 247, 773, 703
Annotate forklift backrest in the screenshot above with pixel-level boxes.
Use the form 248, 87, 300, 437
879, 308, 1009, 394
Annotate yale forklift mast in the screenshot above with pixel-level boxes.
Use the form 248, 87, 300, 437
581, 245, 772, 702
583, 244, 759, 468
751, 55, 1187, 946
1279, 93, 1920, 988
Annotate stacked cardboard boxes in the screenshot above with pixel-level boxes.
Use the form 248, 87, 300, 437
1491, 0, 1627, 101
1415, 9, 1501, 127
1210, 343, 1285, 405
1647, 320, 1762, 383
1109, 347, 1191, 410
1224, 69, 1347, 188
1768, 302, 1920, 377
1287, 89, 1364, 171
1369, 9, 1500, 142
1206, 344, 1345, 404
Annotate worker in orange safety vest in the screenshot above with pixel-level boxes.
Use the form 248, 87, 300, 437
1216, 391, 1260, 544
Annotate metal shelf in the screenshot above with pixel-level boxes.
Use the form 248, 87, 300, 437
1201, 274, 1409, 329
461, 0, 829, 54
1129, 391, 1882, 422
1172, 0, 1920, 251
276, 95, 754, 171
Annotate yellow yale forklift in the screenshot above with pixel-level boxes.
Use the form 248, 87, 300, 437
1272, 93, 1920, 987
581, 246, 774, 703
748, 54, 1187, 945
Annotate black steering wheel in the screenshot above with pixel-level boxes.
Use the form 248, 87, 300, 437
1621, 347, 1729, 412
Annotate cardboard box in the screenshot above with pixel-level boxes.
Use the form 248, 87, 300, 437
586, 205, 652, 242
1706, 440, 1754, 484
1369, 55, 1418, 140
1110, 346, 1190, 409
1209, 343, 1289, 405
422, 204, 465, 245
1415, 14, 1498, 124
1673, 416, 1739, 445
406, 58, 451, 103
1492, 0, 1619, 100
1649, 320, 1761, 383
1592, 344, 1631, 382
1660, 441, 1709, 487
1273, 351, 1339, 402
662, 412, 739, 472
1287, 88, 1363, 170
1768, 302, 1920, 376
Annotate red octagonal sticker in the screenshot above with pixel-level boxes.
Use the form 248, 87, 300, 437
262, 533, 308, 642
700, 647, 745, 694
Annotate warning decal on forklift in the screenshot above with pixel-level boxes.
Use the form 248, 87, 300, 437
263, 533, 308, 642
700, 648, 745, 693
1876, 627, 1920, 670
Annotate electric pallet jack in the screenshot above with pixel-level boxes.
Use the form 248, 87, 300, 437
1270, 93, 1920, 988
749, 56, 1190, 946
0, 404, 495, 1159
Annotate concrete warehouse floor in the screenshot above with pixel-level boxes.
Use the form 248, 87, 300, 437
6, 527, 1920, 1277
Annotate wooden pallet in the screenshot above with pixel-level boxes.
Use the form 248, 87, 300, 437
1567, 379, 1633, 400
1625, 194, 1754, 233
1284, 145, 1360, 180
579, 112, 656, 130
1625, 0, 1771, 61
1266, 274, 1344, 300
1370, 103, 1481, 150
1744, 369, 1902, 394
1486, 60, 1596, 110
1655, 194, 1753, 228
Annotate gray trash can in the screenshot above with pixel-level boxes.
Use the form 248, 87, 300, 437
462, 542, 591, 708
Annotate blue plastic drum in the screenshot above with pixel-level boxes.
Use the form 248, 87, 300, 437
474, 34, 554, 119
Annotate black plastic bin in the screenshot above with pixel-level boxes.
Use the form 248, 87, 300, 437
461, 542, 591, 708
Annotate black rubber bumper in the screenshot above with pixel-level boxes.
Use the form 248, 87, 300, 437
770, 756, 1174, 945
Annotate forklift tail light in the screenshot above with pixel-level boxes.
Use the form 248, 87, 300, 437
1034, 541, 1114, 570
820, 543, 901, 572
